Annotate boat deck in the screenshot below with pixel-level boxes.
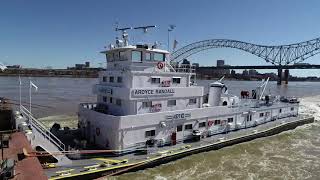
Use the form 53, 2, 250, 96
45, 114, 308, 179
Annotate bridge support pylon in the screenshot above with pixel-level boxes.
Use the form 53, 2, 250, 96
284, 69, 289, 84
277, 68, 282, 85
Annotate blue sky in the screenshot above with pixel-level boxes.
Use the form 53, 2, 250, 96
1, 0, 320, 76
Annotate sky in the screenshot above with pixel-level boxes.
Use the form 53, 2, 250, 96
1, 0, 320, 77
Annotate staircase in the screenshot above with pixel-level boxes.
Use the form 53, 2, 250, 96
20, 105, 72, 165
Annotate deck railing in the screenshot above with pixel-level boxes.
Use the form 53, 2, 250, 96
171, 64, 196, 73
20, 105, 65, 151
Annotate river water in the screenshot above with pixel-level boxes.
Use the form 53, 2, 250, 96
0, 77, 319, 179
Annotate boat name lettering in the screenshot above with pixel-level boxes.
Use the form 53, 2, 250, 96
166, 113, 191, 120
133, 89, 175, 96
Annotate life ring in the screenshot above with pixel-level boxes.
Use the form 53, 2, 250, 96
96, 128, 100, 136
157, 62, 164, 69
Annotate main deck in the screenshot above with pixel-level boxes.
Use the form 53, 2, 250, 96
45, 114, 313, 179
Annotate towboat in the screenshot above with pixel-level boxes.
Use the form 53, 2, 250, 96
8, 26, 314, 179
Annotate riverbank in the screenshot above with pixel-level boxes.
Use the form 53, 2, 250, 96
0, 68, 103, 78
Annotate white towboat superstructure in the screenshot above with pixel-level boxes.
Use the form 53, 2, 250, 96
78, 26, 299, 152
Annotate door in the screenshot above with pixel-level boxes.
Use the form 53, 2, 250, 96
176, 125, 183, 142
171, 132, 177, 145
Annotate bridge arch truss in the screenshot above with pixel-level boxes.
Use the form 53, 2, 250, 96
170, 38, 320, 65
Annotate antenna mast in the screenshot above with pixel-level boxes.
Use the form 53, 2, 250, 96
115, 27, 132, 47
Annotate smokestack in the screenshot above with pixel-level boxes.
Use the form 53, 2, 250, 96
208, 82, 226, 106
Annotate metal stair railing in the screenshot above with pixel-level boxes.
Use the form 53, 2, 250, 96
20, 105, 65, 151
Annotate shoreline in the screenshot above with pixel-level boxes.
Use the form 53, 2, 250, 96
1, 74, 320, 82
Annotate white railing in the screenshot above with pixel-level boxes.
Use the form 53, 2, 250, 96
20, 105, 65, 151
171, 64, 196, 73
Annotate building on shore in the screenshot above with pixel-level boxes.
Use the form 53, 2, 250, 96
68, 61, 91, 70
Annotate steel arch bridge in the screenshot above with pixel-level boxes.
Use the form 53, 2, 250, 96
170, 38, 320, 65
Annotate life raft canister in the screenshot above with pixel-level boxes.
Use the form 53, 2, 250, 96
96, 128, 100, 136
157, 62, 164, 69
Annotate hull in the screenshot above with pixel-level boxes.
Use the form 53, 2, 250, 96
49, 115, 314, 179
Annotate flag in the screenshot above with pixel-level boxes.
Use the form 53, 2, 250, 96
19, 75, 21, 85
30, 81, 38, 92
173, 39, 178, 50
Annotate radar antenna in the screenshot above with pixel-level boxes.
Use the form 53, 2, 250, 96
133, 25, 156, 33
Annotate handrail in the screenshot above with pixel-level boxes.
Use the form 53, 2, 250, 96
20, 105, 65, 151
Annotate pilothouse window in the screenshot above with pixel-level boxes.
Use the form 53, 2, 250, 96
132, 51, 142, 62
154, 53, 165, 61
119, 51, 126, 60
145, 52, 151, 61
107, 53, 113, 62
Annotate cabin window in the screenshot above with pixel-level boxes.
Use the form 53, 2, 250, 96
167, 100, 176, 107
103, 96, 107, 102
117, 77, 122, 83
132, 51, 142, 62
116, 99, 122, 106
109, 76, 114, 83
279, 109, 282, 113
185, 124, 192, 130
142, 101, 152, 108
107, 53, 113, 62
154, 53, 165, 61
114, 52, 119, 61
145, 52, 151, 61
172, 77, 181, 84
177, 125, 183, 132
151, 77, 160, 84
291, 107, 294, 111
102, 76, 107, 82
119, 51, 126, 60
259, 113, 264, 117
109, 97, 113, 104
189, 98, 197, 105
199, 122, 206, 128
227, 118, 233, 123
145, 130, 155, 137
214, 120, 221, 125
